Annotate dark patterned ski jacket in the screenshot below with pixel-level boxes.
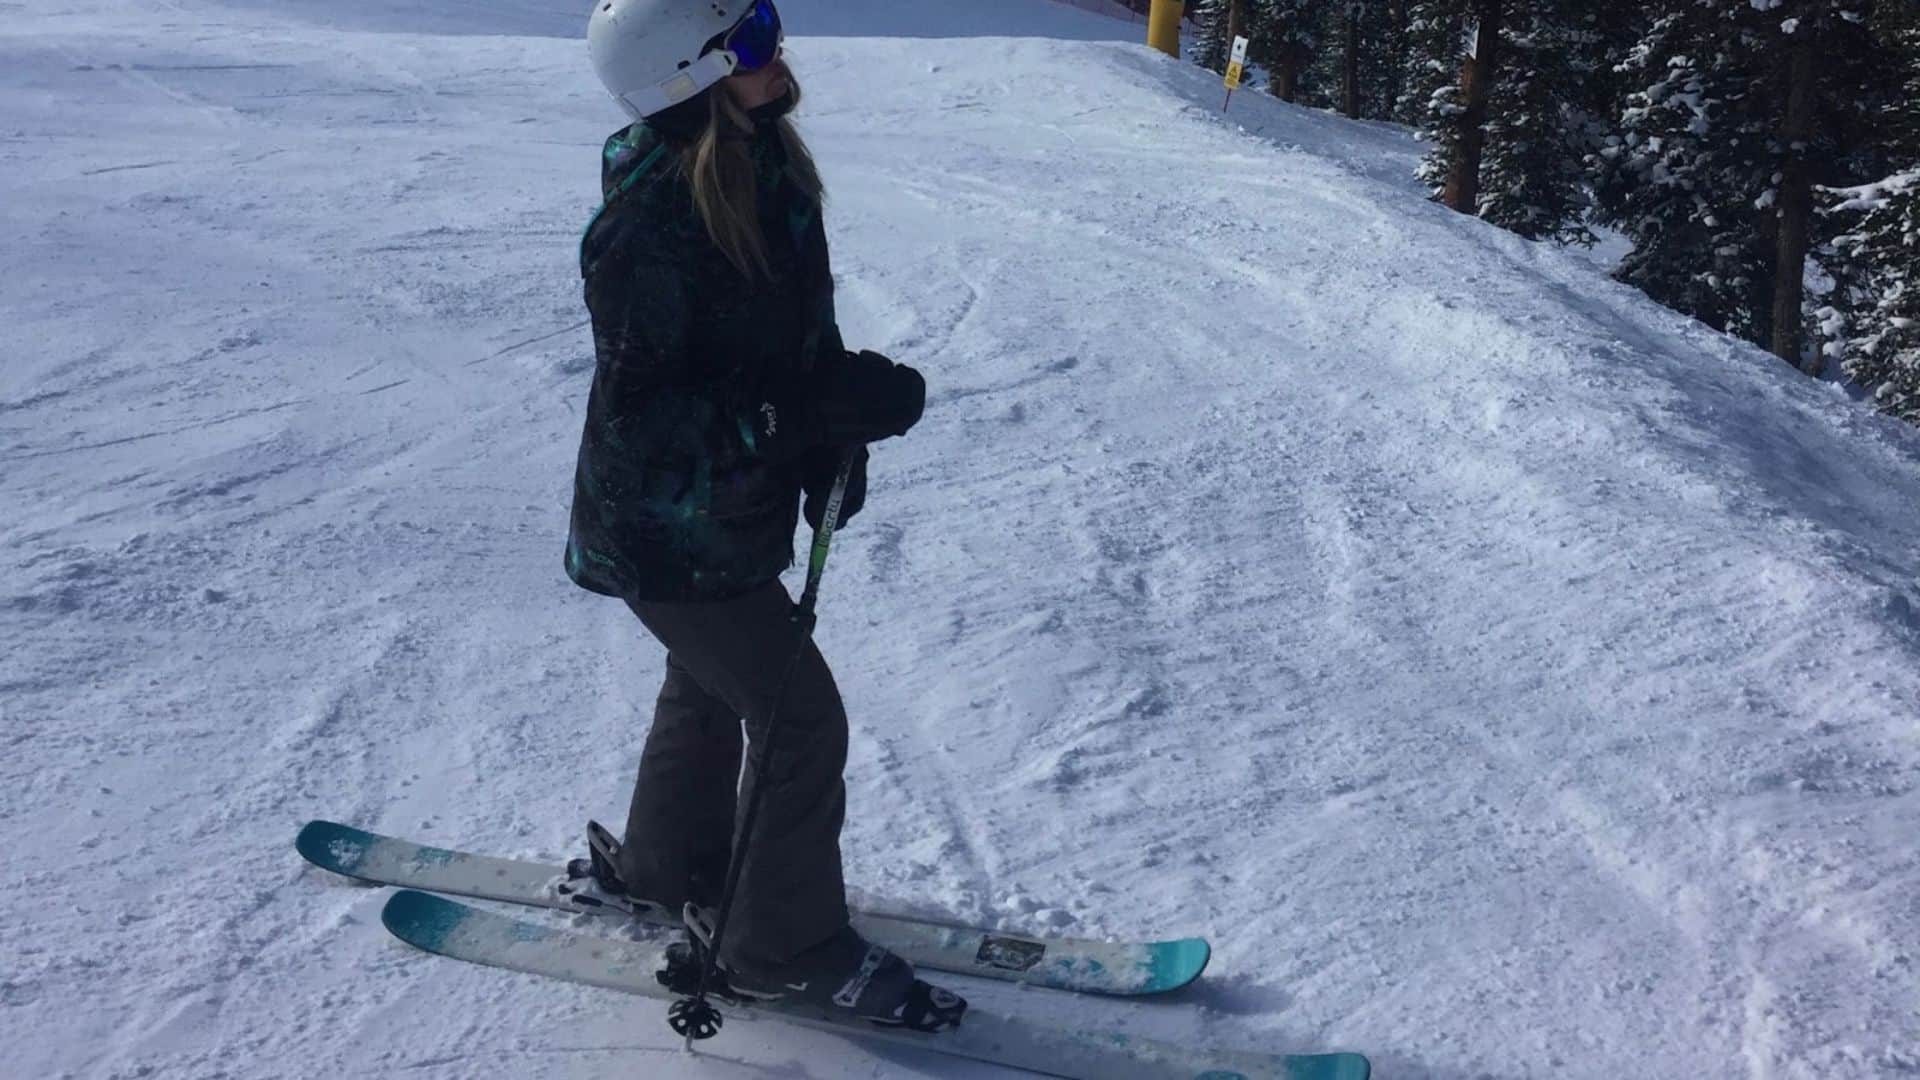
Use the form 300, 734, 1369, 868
566, 119, 843, 602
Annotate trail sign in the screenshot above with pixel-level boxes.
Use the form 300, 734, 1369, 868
1223, 34, 1250, 106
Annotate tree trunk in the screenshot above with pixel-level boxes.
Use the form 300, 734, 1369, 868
1226, 0, 1247, 48
1771, 25, 1820, 373
1442, 1, 1501, 214
1276, 38, 1303, 102
1386, 0, 1410, 121
1343, 11, 1362, 118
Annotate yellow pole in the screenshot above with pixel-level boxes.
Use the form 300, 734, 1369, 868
1147, 0, 1183, 58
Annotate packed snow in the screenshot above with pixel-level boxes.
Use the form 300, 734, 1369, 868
4, 0, 1919, 1077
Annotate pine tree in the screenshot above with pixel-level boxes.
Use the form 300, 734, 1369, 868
1824, 172, 1920, 422
1594, 2, 1786, 340
1818, 6, 1920, 421
1562, 5, 1645, 165
1408, 0, 1535, 217
1340, 1, 1364, 117
1192, 0, 1233, 73
1397, 1, 1464, 128
1376, 0, 1414, 122
1406, 1, 1599, 241
1474, 4, 1606, 243
1766, 2, 1884, 372
1595, 0, 1890, 363
1302, 1, 1404, 120
1407, 0, 1475, 196
1249, 0, 1324, 103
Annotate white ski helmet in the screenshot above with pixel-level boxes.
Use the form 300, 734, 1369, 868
588, 0, 780, 121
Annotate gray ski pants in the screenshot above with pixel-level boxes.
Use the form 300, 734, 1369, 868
619, 579, 852, 968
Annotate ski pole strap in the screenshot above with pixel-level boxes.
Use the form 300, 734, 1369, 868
797, 447, 858, 618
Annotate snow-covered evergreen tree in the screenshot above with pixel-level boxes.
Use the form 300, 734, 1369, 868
1406, 1, 1600, 242
1300, 1, 1405, 119
1593, 2, 1786, 340
1473, 5, 1603, 243
1249, 0, 1325, 103
1396, 0, 1464, 128
1818, 7, 1920, 421
1375, 0, 1413, 122
1191, 0, 1235, 74
1406, 0, 1478, 198
1824, 172, 1920, 421
1594, 0, 1888, 361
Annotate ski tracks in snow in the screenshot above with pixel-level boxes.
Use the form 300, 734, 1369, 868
816, 34, 1920, 1077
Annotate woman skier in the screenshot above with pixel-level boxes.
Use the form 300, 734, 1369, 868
562, 0, 966, 1033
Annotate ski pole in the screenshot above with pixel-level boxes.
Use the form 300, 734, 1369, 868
669, 447, 860, 1048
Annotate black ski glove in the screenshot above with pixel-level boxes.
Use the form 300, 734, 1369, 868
744, 351, 925, 463
801, 444, 868, 530
815, 350, 925, 446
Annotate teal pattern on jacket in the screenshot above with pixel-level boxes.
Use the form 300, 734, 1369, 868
566, 118, 845, 602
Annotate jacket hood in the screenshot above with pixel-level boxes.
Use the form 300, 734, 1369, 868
600, 122, 672, 203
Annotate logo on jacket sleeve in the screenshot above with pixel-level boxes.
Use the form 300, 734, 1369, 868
759, 402, 778, 438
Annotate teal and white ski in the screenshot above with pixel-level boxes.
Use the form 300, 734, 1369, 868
297, 820, 1209, 996
380, 890, 1370, 1080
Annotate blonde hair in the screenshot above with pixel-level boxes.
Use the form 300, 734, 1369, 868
679, 80, 824, 280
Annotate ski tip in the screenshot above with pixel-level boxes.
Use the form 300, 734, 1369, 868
1295, 1052, 1371, 1080
1148, 937, 1212, 993
381, 889, 466, 952
1209, 1051, 1368, 1080
294, 819, 377, 876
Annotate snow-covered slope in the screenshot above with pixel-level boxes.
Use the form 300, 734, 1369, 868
5, 1, 1919, 1078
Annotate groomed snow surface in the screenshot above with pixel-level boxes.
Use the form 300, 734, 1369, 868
5, 0, 1920, 1077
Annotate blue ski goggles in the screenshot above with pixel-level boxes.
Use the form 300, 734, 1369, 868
708, 0, 784, 73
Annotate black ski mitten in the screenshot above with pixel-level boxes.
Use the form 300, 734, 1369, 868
816, 349, 925, 446
744, 351, 924, 464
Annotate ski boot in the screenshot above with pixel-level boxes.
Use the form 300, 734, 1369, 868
678, 904, 967, 1033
